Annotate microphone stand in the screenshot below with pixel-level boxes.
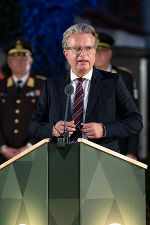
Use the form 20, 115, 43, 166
56, 84, 74, 148
63, 94, 70, 143
57, 94, 71, 147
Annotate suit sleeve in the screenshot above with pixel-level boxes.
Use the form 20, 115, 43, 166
29, 80, 53, 140
103, 75, 143, 138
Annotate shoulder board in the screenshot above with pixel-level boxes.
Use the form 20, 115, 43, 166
36, 75, 46, 80
7, 76, 14, 87
27, 77, 35, 87
117, 66, 132, 74
111, 68, 117, 74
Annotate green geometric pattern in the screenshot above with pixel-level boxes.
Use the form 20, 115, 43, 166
80, 144, 146, 225
49, 143, 146, 225
0, 142, 146, 225
0, 143, 48, 225
49, 144, 80, 225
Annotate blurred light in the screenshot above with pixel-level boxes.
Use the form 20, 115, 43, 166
110, 224, 121, 225
19, 224, 26, 225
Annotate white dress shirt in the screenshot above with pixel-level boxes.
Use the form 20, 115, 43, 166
70, 68, 93, 139
70, 68, 93, 123
107, 64, 112, 72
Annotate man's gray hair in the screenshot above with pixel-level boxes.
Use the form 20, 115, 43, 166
62, 23, 97, 49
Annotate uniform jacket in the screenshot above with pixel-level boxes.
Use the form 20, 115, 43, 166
29, 67, 143, 152
0, 74, 45, 148
111, 65, 139, 156
111, 65, 138, 103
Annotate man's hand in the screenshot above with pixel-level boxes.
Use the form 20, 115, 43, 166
0, 147, 19, 159
19, 146, 29, 152
52, 120, 76, 137
126, 153, 137, 160
81, 122, 104, 139
0, 146, 29, 160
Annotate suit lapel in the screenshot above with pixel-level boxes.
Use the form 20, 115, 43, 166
57, 68, 104, 122
85, 68, 104, 122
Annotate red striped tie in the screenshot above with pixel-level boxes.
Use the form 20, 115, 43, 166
70, 77, 84, 143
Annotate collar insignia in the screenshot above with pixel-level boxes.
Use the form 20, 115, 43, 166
111, 69, 117, 74
27, 77, 35, 87
7, 77, 14, 87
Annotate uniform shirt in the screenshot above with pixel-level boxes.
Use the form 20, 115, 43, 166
12, 73, 29, 88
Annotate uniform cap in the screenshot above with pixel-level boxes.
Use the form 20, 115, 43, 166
7, 39, 33, 56
96, 32, 115, 49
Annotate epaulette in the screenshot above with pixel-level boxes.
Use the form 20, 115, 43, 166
27, 77, 35, 87
111, 68, 117, 74
7, 76, 14, 87
117, 66, 132, 74
36, 75, 46, 80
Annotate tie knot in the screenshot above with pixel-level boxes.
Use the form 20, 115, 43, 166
17, 80, 22, 86
77, 77, 84, 84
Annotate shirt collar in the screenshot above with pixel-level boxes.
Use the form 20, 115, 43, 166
107, 64, 112, 72
12, 73, 29, 85
70, 68, 93, 82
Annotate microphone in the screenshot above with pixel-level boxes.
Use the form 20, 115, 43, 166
57, 84, 74, 147
64, 84, 74, 132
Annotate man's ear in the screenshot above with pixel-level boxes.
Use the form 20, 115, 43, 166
63, 49, 68, 58
108, 49, 112, 59
29, 57, 33, 66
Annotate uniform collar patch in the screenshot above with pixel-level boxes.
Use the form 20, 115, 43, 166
111, 68, 117, 73
7, 77, 14, 87
27, 77, 35, 87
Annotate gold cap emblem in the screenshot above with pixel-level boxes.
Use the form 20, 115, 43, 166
8, 40, 32, 56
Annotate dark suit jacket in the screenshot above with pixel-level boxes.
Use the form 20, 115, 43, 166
29, 67, 143, 152
111, 65, 139, 156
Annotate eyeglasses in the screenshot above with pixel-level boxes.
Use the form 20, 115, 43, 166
66, 46, 96, 55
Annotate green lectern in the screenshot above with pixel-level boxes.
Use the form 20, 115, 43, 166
0, 138, 147, 225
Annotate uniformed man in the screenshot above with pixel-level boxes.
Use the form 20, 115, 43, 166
0, 39, 46, 163
94, 32, 139, 159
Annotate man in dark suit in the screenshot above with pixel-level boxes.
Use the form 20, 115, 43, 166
29, 23, 143, 153
0, 39, 46, 162
94, 32, 139, 159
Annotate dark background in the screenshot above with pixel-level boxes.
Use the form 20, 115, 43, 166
0, 0, 145, 77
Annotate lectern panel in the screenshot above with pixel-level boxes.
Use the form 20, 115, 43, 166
49, 143, 80, 225
0, 143, 48, 225
0, 140, 146, 225
80, 143, 146, 225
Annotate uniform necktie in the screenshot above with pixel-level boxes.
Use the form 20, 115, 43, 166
70, 77, 84, 143
17, 80, 22, 94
